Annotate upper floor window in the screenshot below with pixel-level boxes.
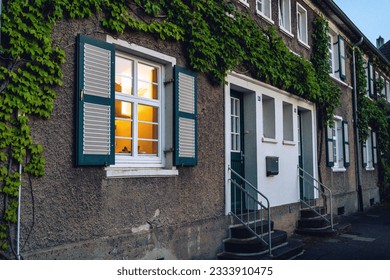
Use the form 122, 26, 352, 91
328, 31, 347, 81
279, 0, 292, 34
296, 3, 308, 46
256, 0, 272, 22
386, 80, 390, 103
326, 117, 350, 171
379, 75, 386, 99
365, 61, 374, 97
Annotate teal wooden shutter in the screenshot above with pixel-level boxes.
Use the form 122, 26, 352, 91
338, 35, 347, 81
372, 131, 378, 166
76, 34, 115, 166
325, 125, 334, 167
174, 66, 197, 166
362, 141, 367, 168
342, 121, 350, 167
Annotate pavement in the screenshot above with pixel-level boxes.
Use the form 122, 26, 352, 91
294, 203, 390, 260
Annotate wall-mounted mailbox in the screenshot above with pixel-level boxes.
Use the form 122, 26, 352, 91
266, 156, 279, 177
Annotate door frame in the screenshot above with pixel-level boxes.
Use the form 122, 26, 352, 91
224, 74, 259, 214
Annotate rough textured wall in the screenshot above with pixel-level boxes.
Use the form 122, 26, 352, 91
19, 16, 227, 259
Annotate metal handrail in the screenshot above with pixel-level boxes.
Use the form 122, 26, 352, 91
228, 165, 272, 256
297, 165, 334, 230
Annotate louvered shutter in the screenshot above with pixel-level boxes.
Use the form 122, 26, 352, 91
338, 35, 347, 81
76, 34, 115, 166
325, 125, 334, 167
372, 131, 378, 166
342, 121, 350, 167
174, 66, 197, 166
362, 141, 367, 168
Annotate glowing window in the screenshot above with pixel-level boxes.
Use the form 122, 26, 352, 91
115, 54, 161, 162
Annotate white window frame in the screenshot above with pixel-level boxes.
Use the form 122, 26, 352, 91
230, 97, 241, 152
365, 128, 374, 170
328, 34, 335, 75
105, 36, 178, 177
328, 30, 346, 81
114, 53, 163, 166
282, 102, 294, 142
297, 3, 309, 47
331, 117, 345, 171
364, 59, 369, 97
262, 95, 276, 140
256, 0, 273, 23
386, 80, 390, 103
332, 118, 344, 169
380, 76, 386, 99
279, 0, 292, 36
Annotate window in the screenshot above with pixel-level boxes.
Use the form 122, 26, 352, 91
75, 34, 197, 170
364, 61, 375, 97
326, 118, 349, 170
115, 54, 161, 164
279, 0, 292, 34
380, 76, 386, 99
262, 95, 276, 140
230, 97, 241, 152
328, 31, 347, 81
386, 80, 390, 103
283, 102, 293, 142
297, 3, 308, 45
256, 0, 272, 22
328, 34, 334, 74
363, 129, 377, 170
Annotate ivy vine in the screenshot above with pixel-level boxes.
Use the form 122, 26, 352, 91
0, 0, 368, 255
356, 50, 390, 198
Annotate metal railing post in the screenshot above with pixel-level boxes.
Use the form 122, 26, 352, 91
227, 165, 272, 256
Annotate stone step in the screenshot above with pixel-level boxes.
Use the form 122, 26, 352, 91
295, 222, 351, 237
223, 230, 287, 254
300, 207, 326, 218
217, 239, 304, 260
230, 220, 274, 239
297, 214, 332, 229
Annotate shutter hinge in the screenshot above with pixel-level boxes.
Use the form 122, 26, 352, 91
164, 147, 175, 154
164, 78, 174, 86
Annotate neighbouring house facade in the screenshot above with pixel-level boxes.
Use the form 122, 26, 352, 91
1, 0, 389, 260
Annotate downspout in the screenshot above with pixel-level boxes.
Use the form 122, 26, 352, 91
352, 37, 364, 212
16, 163, 22, 260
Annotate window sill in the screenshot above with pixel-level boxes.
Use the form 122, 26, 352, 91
329, 74, 352, 89
298, 40, 310, 50
262, 137, 278, 144
256, 12, 274, 25
238, 0, 250, 8
282, 140, 295, 146
365, 167, 375, 172
279, 27, 294, 38
332, 167, 346, 172
105, 167, 179, 178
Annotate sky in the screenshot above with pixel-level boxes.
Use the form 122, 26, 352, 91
333, 0, 390, 46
